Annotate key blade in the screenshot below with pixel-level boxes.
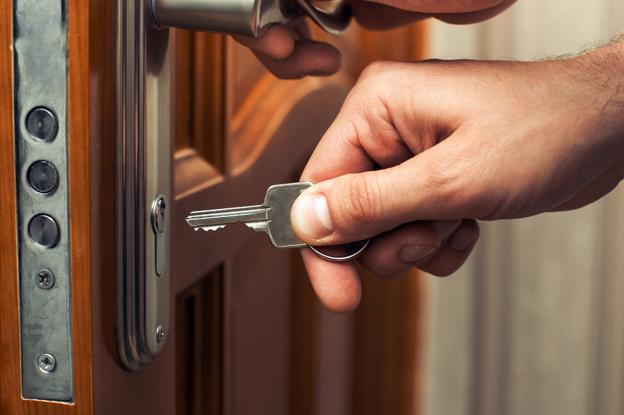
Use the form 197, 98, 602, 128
186, 205, 270, 229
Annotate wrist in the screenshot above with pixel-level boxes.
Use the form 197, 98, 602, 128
568, 38, 624, 153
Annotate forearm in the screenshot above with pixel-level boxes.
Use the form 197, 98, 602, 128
548, 36, 624, 171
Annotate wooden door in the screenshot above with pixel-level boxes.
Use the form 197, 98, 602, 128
0, 1, 427, 414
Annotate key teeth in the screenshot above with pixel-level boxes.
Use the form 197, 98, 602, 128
198, 225, 227, 232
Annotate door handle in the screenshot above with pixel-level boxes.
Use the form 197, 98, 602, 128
151, 0, 352, 36
117, 0, 173, 371
116, 0, 349, 372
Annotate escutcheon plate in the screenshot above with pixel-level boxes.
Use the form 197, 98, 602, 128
116, 0, 172, 371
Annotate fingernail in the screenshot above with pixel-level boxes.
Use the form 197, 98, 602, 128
431, 220, 461, 240
291, 193, 334, 240
399, 245, 439, 264
450, 227, 478, 251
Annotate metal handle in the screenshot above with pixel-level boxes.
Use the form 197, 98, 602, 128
116, 0, 172, 371
295, 0, 351, 35
151, 0, 351, 37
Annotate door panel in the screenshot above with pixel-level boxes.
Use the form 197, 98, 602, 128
173, 49, 350, 413
172, 23, 428, 413
0, 1, 427, 413
174, 31, 224, 167
176, 269, 223, 415
173, 78, 348, 287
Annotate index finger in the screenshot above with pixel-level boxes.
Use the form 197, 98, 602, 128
301, 67, 414, 182
301, 108, 374, 183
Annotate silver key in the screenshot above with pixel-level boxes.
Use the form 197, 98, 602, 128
186, 182, 313, 248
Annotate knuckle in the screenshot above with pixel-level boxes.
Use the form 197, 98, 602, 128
358, 61, 397, 85
419, 145, 498, 219
339, 174, 382, 229
346, 61, 408, 131
359, 61, 388, 79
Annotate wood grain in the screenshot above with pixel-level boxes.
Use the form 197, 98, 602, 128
173, 31, 225, 169
175, 270, 223, 415
352, 272, 424, 415
173, 80, 350, 291
289, 253, 318, 415
0, 0, 94, 413
67, 0, 94, 412
0, 0, 22, 411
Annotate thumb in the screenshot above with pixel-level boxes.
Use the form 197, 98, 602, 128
291, 150, 466, 245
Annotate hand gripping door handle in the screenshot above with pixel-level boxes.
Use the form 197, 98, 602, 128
150, 0, 352, 37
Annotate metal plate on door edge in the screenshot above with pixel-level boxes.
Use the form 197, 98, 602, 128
13, 0, 74, 401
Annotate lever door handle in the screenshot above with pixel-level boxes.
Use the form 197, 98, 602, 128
151, 0, 352, 37
116, 0, 349, 373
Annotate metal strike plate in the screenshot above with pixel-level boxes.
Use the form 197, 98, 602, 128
116, 0, 172, 371
151, 0, 351, 37
13, 0, 73, 401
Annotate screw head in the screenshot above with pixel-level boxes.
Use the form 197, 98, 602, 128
35, 269, 55, 289
156, 325, 166, 343
26, 107, 59, 143
37, 353, 56, 373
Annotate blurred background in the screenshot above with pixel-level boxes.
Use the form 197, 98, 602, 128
423, 1, 624, 414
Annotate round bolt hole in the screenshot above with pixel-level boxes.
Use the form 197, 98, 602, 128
26, 107, 59, 143
35, 269, 55, 289
37, 353, 56, 373
28, 214, 60, 249
27, 160, 59, 194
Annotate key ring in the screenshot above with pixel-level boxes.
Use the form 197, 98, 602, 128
307, 239, 371, 263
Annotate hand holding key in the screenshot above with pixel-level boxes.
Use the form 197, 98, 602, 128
289, 46, 624, 312
186, 182, 370, 262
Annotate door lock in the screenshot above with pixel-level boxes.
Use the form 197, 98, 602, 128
151, 195, 168, 277
117, 0, 172, 371
151, 0, 352, 37
117, 0, 350, 373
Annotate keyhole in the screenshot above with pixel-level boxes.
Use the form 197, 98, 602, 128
151, 195, 167, 234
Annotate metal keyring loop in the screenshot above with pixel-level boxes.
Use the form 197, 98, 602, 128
307, 239, 371, 263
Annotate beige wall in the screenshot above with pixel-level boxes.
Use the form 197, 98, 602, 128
423, 2, 624, 415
